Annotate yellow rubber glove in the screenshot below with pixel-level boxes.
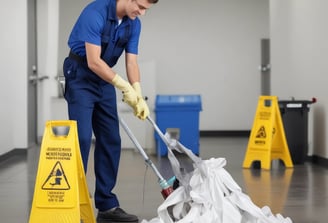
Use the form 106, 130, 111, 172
134, 97, 150, 120
132, 82, 142, 98
132, 82, 150, 120
112, 74, 138, 108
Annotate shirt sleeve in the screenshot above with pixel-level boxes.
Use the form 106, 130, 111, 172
125, 18, 141, 55
72, 7, 105, 46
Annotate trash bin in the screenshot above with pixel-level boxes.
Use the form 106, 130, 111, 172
155, 95, 202, 156
279, 99, 315, 164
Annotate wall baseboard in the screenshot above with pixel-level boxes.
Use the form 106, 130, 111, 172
1, 146, 328, 169
200, 130, 251, 137
0, 149, 27, 163
310, 155, 328, 168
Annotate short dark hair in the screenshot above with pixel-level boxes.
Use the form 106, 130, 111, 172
148, 0, 159, 3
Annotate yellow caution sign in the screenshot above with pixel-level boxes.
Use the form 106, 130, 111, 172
29, 120, 95, 223
243, 96, 293, 169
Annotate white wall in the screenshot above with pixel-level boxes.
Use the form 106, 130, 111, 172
5, 0, 327, 160
270, 0, 328, 158
0, 0, 270, 154
139, 0, 269, 130
0, 0, 28, 155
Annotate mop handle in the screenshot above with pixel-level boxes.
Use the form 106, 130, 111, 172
146, 116, 171, 148
118, 117, 165, 182
119, 117, 149, 159
147, 116, 202, 165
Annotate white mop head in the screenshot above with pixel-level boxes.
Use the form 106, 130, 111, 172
141, 136, 292, 223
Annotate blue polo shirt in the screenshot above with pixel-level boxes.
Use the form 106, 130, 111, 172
68, 0, 141, 56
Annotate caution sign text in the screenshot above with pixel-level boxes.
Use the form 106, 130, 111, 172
46, 147, 72, 160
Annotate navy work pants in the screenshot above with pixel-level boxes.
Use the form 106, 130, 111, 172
63, 57, 121, 211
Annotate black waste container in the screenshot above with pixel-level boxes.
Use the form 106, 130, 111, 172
279, 99, 315, 164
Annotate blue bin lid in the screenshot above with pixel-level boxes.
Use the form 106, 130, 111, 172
155, 94, 202, 111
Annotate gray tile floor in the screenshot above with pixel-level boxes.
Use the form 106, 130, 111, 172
1, 137, 328, 223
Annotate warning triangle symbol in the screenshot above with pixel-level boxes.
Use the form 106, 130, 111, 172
41, 161, 70, 190
256, 126, 266, 138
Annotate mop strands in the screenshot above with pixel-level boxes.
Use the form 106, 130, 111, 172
141, 117, 293, 223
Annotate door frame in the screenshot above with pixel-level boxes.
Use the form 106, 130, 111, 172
27, 0, 38, 147
260, 38, 271, 95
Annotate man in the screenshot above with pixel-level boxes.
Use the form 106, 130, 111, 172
63, 0, 158, 222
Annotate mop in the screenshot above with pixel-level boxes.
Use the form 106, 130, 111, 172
119, 117, 175, 199
141, 116, 293, 223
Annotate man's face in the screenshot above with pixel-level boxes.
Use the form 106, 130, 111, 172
127, 0, 152, 19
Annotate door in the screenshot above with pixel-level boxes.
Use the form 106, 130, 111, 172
27, 0, 38, 147
27, 0, 49, 146
259, 39, 271, 95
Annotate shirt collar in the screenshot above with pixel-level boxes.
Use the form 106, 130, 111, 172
107, 0, 117, 22
107, 0, 131, 27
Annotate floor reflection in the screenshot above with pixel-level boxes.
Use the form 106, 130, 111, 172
1, 137, 328, 222
243, 166, 294, 213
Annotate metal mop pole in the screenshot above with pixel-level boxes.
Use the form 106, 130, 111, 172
119, 117, 173, 199
147, 116, 171, 148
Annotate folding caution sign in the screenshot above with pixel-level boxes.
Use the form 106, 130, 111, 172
29, 120, 95, 223
243, 96, 293, 170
